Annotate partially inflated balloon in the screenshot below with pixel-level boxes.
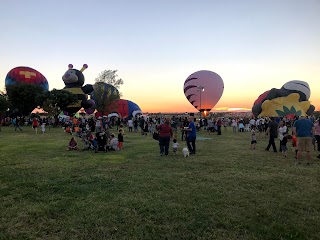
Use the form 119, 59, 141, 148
108, 99, 141, 118
183, 70, 224, 114
252, 80, 314, 117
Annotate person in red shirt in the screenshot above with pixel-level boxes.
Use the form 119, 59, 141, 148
32, 118, 39, 134
156, 119, 173, 156
68, 137, 78, 150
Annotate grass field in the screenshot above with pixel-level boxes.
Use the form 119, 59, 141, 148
0, 125, 319, 240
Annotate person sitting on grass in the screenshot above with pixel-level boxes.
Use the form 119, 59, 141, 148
108, 133, 119, 151
68, 137, 78, 150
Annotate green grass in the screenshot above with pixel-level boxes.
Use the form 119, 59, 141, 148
0, 126, 319, 240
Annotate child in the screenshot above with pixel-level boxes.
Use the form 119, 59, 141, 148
68, 137, 78, 150
32, 117, 39, 134
281, 133, 289, 157
289, 134, 298, 159
41, 123, 46, 134
250, 125, 257, 149
173, 139, 179, 155
143, 122, 149, 136
118, 129, 124, 150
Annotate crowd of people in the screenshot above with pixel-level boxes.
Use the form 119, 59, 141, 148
1, 113, 320, 164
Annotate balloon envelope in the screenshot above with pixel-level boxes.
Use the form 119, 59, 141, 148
183, 70, 224, 112
109, 99, 141, 118
91, 82, 119, 102
5, 66, 49, 92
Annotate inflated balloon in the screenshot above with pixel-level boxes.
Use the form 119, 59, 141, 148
5, 66, 49, 93
183, 70, 224, 115
91, 82, 119, 102
61, 64, 94, 115
82, 99, 95, 109
108, 99, 142, 118
252, 80, 315, 117
85, 107, 95, 115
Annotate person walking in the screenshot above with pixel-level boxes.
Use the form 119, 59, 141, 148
13, 117, 23, 131
185, 116, 197, 154
156, 119, 173, 156
293, 115, 315, 164
32, 117, 39, 134
265, 117, 278, 152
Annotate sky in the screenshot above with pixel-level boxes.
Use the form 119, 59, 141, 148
1, 0, 319, 113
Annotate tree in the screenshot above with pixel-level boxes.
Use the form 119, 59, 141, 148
93, 70, 124, 115
6, 83, 45, 116
0, 93, 10, 116
95, 70, 124, 89
92, 82, 120, 115
37, 89, 78, 122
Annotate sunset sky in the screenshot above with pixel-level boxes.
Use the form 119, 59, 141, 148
1, 0, 319, 113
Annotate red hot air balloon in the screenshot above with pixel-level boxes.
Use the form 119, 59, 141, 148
183, 70, 224, 116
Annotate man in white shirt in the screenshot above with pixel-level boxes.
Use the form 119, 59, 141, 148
128, 119, 133, 132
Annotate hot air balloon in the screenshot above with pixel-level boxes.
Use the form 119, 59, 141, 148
61, 64, 94, 115
183, 70, 224, 117
91, 82, 119, 104
5, 66, 49, 93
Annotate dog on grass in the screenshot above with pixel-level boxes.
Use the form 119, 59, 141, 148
182, 147, 189, 157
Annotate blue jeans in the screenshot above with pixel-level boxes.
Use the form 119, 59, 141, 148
159, 136, 170, 155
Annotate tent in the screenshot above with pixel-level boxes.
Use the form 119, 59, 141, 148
31, 107, 48, 115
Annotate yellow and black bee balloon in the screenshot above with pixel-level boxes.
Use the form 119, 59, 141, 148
62, 64, 95, 115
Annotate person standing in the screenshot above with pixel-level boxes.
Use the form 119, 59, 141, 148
182, 117, 189, 140
314, 118, 320, 159
185, 116, 197, 154
293, 115, 315, 164
278, 120, 287, 152
13, 117, 23, 131
265, 117, 278, 152
118, 129, 124, 150
171, 116, 178, 139
128, 118, 133, 132
133, 117, 138, 133
139, 116, 145, 135
216, 117, 222, 135
95, 117, 102, 133
32, 117, 39, 134
41, 122, 46, 134
231, 118, 237, 133
156, 119, 173, 156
